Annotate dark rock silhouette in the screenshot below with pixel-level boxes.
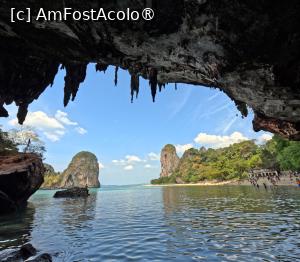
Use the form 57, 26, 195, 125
54, 187, 89, 198
0, 243, 52, 262
0, 154, 44, 214
0, 1, 299, 139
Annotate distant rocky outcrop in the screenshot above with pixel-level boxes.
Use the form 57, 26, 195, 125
42, 152, 100, 189
44, 164, 56, 175
60, 151, 100, 188
160, 145, 180, 178
41, 164, 61, 189
0, 153, 44, 214
154, 140, 300, 186
54, 187, 89, 198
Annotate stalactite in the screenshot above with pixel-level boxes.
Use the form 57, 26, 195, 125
235, 101, 248, 118
149, 68, 158, 102
130, 73, 140, 103
95, 63, 108, 73
64, 63, 88, 107
114, 66, 119, 86
0, 102, 8, 117
17, 103, 28, 125
158, 83, 163, 92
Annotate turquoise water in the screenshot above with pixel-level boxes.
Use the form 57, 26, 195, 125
0, 185, 300, 261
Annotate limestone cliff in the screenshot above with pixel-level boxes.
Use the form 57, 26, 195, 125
0, 1, 299, 139
41, 163, 62, 189
0, 153, 44, 214
155, 138, 300, 185
160, 145, 179, 178
60, 151, 100, 188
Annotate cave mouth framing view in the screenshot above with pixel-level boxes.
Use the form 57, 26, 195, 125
0, 1, 300, 261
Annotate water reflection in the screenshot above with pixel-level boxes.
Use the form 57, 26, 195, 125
1, 186, 300, 261
162, 186, 300, 261
0, 203, 35, 250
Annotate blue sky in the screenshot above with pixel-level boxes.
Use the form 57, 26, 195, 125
0, 64, 272, 185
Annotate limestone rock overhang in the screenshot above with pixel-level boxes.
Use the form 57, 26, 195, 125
0, 0, 299, 139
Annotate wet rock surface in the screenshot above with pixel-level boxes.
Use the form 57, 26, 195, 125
0, 243, 52, 262
0, 1, 299, 138
160, 145, 179, 178
0, 154, 44, 214
53, 187, 89, 198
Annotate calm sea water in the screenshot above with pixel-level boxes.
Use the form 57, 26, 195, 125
0, 185, 300, 261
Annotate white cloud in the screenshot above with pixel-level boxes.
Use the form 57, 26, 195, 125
9, 110, 86, 142
144, 164, 155, 169
148, 152, 160, 161
44, 132, 60, 142
194, 131, 248, 148
125, 155, 142, 163
75, 127, 87, 135
9, 111, 64, 130
124, 165, 134, 171
55, 110, 78, 126
113, 155, 143, 166
98, 162, 105, 169
257, 133, 273, 144
175, 144, 193, 154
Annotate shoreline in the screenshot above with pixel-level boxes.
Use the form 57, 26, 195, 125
145, 175, 299, 187
145, 180, 245, 187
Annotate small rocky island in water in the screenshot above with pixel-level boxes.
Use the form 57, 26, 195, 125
41, 151, 100, 189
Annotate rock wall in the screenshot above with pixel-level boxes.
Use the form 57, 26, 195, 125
0, 1, 299, 139
160, 145, 179, 178
0, 153, 44, 214
60, 151, 100, 188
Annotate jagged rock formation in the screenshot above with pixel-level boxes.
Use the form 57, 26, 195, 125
160, 145, 179, 178
0, 243, 52, 262
54, 187, 89, 198
0, 1, 299, 139
60, 151, 100, 188
156, 140, 300, 185
0, 153, 44, 214
41, 163, 61, 189
43, 163, 55, 174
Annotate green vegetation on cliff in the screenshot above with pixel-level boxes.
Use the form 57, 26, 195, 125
42, 151, 100, 189
42, 164, 62, 188
152, 136, 300, 184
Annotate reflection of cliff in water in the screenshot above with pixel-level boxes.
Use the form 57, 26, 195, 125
0, 203, 35, 250
162, 186, 299, 214
52, 191, 97, 231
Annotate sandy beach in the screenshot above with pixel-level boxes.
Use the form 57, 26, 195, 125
145, 175, 299, 187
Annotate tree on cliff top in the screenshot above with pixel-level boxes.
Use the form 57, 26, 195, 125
0, 127, 18, 155
0, 126, 46, 158
9, 127, 46, 158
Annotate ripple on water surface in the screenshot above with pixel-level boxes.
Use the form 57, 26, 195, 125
0, 185, 300, 261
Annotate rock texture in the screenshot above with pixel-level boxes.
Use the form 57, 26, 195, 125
160, 145, 179, 178
60, 151, 100, 188
0, 243, 52, 262
54, 187, 89, 198
0, 1, 299, 139
40, 163, 62, 189
0, 153, 44, 214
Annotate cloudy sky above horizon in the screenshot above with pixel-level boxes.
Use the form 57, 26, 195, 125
0, 64, 272, 185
